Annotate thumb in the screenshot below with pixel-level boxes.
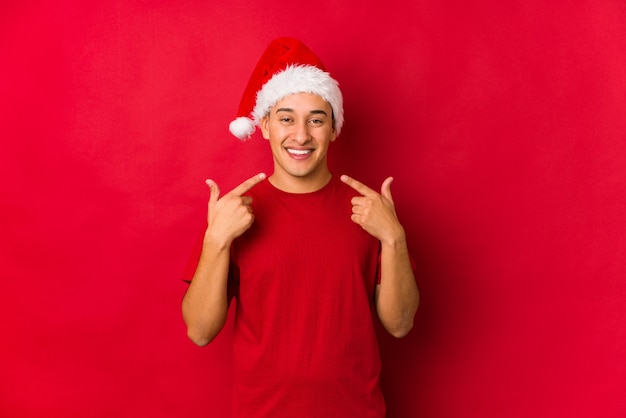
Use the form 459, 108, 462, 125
381, 177, 394, 203
205, 179, 221, 206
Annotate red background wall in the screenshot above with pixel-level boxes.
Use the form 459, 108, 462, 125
2, 1, 625, 417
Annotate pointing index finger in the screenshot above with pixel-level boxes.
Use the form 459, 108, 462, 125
340, 174, 375, 196
229, 173, 267, 196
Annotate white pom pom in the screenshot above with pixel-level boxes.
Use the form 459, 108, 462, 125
229, 117, 256, 140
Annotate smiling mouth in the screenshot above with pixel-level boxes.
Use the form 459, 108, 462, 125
286, 148, 313, 156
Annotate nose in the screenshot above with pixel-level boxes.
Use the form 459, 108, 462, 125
292, 120, 310, 144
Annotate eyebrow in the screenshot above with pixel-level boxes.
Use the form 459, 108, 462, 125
275, 108, 329, 116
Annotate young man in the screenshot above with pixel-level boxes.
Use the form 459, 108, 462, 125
182, 37, 419, 418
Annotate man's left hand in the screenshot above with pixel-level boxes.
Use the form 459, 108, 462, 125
340, 175, 406, 246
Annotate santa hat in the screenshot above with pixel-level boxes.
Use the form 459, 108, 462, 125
229, 37, 344, 140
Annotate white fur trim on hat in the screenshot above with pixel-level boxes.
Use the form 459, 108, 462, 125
251, 64, 344, 135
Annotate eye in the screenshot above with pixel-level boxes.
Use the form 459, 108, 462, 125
308, 118, 324, 126
279, 116, 293, 123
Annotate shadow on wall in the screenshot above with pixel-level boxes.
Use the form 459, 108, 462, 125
377, 198, 482, 417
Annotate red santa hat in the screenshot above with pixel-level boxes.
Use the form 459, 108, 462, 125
229, 37, 344, 140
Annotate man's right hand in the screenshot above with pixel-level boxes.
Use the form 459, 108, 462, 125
203, 173, 266, 247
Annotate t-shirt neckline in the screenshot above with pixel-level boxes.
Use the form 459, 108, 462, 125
264, 173, 336, 199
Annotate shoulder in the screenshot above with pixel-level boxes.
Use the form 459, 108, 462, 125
328, 175, 358, 201
245, 178, 271, 199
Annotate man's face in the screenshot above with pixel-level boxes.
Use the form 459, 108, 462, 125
260, 92, 337, 191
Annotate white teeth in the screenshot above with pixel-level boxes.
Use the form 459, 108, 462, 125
287, 149, 312, 155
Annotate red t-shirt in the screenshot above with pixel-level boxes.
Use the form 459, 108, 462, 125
229, 175, 385, 417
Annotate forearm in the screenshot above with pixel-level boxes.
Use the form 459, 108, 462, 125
182, 236, 231, 346
376, 233, 420, 338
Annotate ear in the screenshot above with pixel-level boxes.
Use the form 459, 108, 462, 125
260, 115, 270, 140
330, 127, 338, 142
